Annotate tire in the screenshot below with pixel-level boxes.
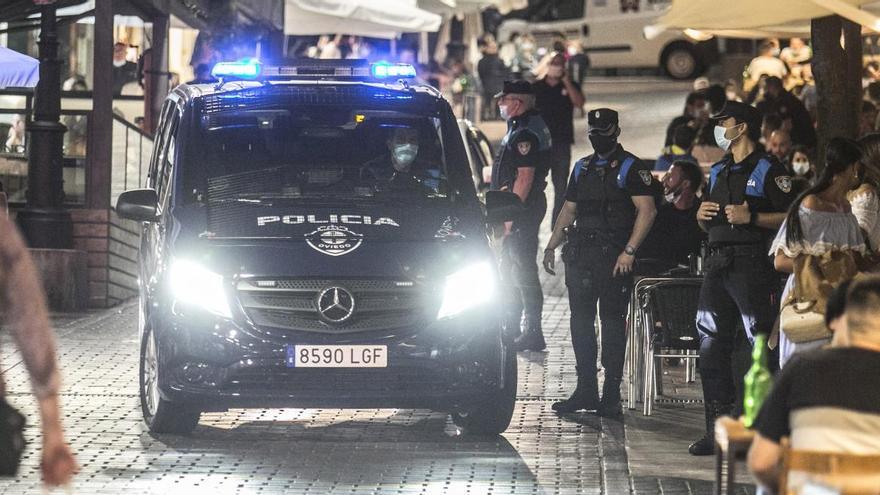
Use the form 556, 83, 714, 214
452, 346, 517, 436
662, 43, 700, 80
139, 324, 200, 434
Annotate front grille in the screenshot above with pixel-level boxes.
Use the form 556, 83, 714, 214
237, 278, 431, 335
222, 366, 450, 395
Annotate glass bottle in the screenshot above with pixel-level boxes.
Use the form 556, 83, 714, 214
743, 334, 772, 428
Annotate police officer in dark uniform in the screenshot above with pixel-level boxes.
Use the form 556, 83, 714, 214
689, 101, 795, 455
542, 108, 659, 416
491, 80, 553, 352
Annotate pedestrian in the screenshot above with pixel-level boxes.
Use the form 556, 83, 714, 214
690, 101, 796, 455
541, 108, 659, 417
477, 39, 509, 121
757, 76, 817, 148
491, 80, 553, 352
771, 137, 866, 367
532, 51, 585, 229
0, 216, 78, 485
655, 125, 697, 173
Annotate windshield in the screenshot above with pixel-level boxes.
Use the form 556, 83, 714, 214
183, 104, 450, 206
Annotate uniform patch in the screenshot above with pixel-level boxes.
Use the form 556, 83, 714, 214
516, 141, 532, 155
639, 170, 652, 186
775, 175, 792, 193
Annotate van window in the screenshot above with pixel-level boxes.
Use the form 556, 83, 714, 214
148, 101, 173, 189
184, 104, 450, 207
530, 0, 584, 22
155, 107, 180, 203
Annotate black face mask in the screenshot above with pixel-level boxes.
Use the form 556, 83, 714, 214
589, 134, 617, 155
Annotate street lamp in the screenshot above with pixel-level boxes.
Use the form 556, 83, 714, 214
18, 0, 73, 249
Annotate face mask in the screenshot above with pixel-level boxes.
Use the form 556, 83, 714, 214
714, 124, 742, 151
547, 65, 564, 78
792, 160, 810, 176
589, 134, 617, 155
392, 143, 418, 170
113, 58, 127, 68
499, 104, 511, 121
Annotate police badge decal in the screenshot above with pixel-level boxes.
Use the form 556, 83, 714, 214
639, 170, 653, 186
305, 225, 364, 256
517, 141, 532, 155
775, 175, 792, 194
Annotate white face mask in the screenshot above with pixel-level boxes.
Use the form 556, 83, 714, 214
113, 58, 127, 68
392, 143, 418, 170
499, 104, 511, 121
792, 160, 810, 176
714, 124, 742, 151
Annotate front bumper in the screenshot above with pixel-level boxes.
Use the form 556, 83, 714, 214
153, 306, 506, 412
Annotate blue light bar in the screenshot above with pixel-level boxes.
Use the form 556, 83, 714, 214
371, 62, 417, 79
211, 59, 262, 79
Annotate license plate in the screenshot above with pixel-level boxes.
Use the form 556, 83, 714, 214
286, 345, 388, 368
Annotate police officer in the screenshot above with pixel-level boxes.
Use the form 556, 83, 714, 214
491, 80, 553, 352
542, 108, 658, 416
689, 101, 795, 455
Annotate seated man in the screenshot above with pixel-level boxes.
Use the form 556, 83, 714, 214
361, 126, 441, 193
748, 276, 880, 493
655, 125, 698, 172
637, 160, 706, 274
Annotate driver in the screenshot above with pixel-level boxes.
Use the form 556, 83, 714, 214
362, 127, 441, 192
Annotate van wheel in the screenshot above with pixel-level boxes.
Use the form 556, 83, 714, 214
662, 43, 700, 80
452, 347, 517, 436
139, 325, 200, 434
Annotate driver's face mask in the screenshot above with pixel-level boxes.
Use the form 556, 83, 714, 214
392, 143, 418, 171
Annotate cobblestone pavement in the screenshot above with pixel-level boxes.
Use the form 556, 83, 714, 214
2, 81, 758, 494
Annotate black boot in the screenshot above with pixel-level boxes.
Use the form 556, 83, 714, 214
689, 401, 733, 456
598, 377, 623, 418
513, 320, 546, 352
552, 367, 600, 413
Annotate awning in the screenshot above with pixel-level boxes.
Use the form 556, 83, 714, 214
285, 0, 442, 39
0, 47, 39, 88
649, 0, 880, 39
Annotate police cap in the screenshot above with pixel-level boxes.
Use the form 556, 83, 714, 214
587, 108, 618, 135
494, 80, 533, 99
712, 100, 762, 129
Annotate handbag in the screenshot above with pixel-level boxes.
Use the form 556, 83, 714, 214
780, 251, 861, 344
0, 396, 26, 476
779, 299, 830, 343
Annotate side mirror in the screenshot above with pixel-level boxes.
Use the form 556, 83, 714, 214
116, 189, 159, 222
485, 190, 524, 224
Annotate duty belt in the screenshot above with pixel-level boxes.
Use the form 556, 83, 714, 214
569, 227, 625, 249
706, 244, 764, 257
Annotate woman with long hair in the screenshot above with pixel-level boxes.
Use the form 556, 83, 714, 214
771, 137, 867, 367
851, 133, 880, 252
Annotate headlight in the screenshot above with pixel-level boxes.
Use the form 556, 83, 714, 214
437, 261, 496, 319
168, 259, 232, 319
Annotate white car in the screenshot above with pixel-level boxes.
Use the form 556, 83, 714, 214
497, 0, 716, 80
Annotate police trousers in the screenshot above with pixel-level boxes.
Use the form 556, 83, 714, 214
499, 193, 547, 335
696, 246, 779, 404
563, 234, 631, 388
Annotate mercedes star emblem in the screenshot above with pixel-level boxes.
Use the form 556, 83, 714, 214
316, 286, 355, 323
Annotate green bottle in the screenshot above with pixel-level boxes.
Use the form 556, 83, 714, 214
743, 334, 772, 428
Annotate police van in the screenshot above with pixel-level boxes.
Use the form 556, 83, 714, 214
116, 59, 521, 435
498, 0, 717, 79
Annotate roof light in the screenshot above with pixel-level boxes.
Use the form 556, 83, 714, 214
371, 62, 416, 79
211, 59, 262, 79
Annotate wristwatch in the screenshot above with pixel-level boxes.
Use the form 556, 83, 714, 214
624, 245, 636, 256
